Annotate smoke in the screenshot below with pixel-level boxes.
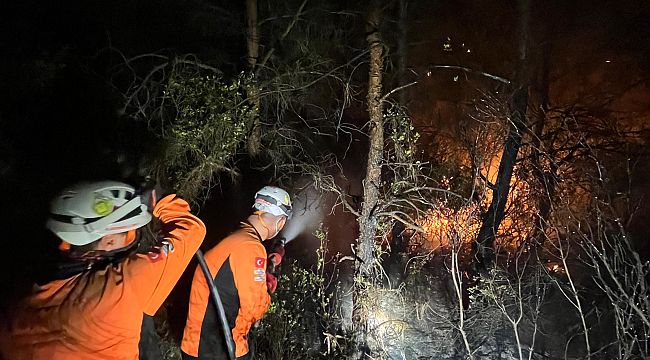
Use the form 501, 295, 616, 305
280, 185, 324, 243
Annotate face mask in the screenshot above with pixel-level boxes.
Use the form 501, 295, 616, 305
258, 213, 285, 239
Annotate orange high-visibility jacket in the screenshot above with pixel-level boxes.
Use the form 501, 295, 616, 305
0, 195, 206, 360
181, 222, 270, 358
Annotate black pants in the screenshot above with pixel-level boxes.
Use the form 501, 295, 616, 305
180, 341, 254, 360
139, 314, 163, 360
181, 352, 253, 360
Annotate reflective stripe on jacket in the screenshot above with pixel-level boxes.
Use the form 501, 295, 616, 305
181, 222, 270, 358
0, 195, 206, 360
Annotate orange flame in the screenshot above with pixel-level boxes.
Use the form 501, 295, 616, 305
415, 159, 534, 253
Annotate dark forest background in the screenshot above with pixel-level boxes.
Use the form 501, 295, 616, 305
2, 1, 650, 359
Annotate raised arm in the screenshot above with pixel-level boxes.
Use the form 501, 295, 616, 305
126, 194, 206, 314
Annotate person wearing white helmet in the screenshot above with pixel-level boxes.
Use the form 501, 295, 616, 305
46, 181, 153, 251
181, 186, 291, 360
0, 180, 206, 360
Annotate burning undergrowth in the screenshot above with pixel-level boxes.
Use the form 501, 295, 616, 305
406, 163, 536, 263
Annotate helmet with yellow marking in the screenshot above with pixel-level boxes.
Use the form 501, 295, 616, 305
253, 186, 292, 218
46, 181, 152, 246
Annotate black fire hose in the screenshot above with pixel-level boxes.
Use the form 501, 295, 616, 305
195, 249, 237, 360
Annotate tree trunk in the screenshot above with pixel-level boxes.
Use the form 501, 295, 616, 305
245, 0, 259, 69
474, 0, 530, 270
529, 42, 555, 243
352, 2, 384, 358
475, 87, 528, 268
245, 0, 262, 156
358, 4, 384, 278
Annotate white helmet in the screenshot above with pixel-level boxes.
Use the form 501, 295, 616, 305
253, 186, 292, 218
46, 181, 152, 246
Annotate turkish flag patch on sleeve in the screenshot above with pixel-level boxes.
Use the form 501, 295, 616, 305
255, 257, 266, 269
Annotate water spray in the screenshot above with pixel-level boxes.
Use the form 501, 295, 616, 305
280, 185, 324, 243
281, 205, 322, 243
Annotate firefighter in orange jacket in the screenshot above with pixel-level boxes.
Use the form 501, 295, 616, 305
181, 186, 292, 360
0, 181, 206, 360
